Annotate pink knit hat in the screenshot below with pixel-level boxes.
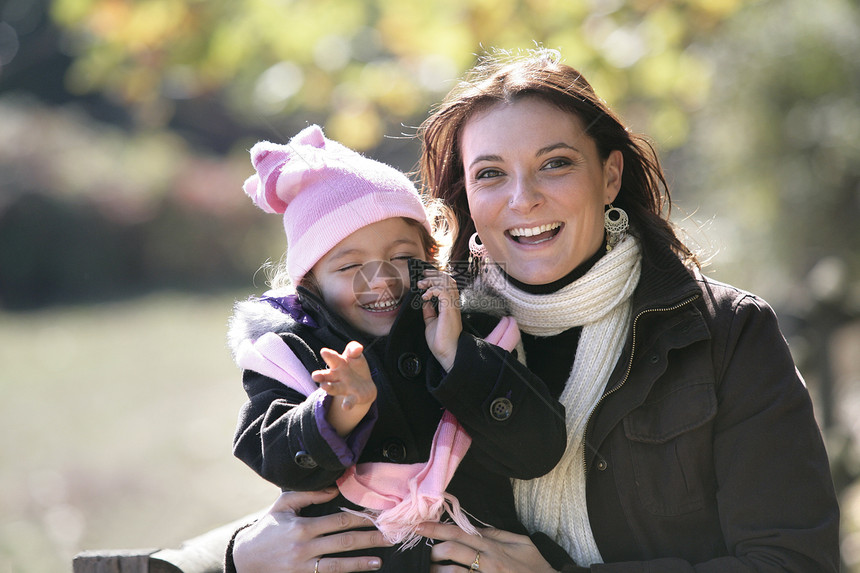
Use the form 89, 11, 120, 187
243, 125, 431, 285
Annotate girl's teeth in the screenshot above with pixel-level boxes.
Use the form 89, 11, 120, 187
363, 299, 399, 311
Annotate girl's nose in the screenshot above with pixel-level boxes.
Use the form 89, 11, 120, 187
358, 261, 401, 291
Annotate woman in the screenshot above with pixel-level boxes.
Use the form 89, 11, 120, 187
228, 48, 839, 572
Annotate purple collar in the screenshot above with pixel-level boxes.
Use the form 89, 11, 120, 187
258, 294, 318, 328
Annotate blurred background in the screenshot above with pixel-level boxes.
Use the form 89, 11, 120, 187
1, 0, 859, 571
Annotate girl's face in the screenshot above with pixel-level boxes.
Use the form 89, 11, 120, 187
461, 97, 623, 285
310, 217, 426, 337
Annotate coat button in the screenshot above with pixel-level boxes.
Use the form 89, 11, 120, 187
649, 353, 660, 364
294, 451, 317, 469
382, 440, 407, 462
489, 397, 513, 421
596, 459, 608, 471
397, 353, 422, 379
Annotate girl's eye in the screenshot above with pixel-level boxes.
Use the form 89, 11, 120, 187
391, 255, 419, 266
336, 264, 361, 273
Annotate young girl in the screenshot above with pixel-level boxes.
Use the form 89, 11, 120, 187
227, 125, 567, 571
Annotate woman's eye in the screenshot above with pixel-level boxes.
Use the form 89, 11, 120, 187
542, 158, 571, 170
475, 168, 503, 180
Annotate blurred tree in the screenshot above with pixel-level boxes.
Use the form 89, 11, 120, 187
672, 0, 860, 309
43, 0, 743, 150
4, 0, 858, 316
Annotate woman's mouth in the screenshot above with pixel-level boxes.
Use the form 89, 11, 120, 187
507, 222, 562, 245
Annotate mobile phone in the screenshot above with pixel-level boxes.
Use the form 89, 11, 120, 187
408, 258, 439, 312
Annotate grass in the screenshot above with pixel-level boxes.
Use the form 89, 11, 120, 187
0, 292, 277, 573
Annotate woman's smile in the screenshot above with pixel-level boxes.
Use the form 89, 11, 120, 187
506, 222, 563, 245
461, 97, 622, 285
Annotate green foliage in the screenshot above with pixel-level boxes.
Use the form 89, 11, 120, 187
48, 0, 741, 149
673, 0, 860, 309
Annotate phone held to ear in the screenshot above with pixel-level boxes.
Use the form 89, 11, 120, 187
408, 258, 439, 312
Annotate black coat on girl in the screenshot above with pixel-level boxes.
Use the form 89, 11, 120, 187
229, 286, 567, 572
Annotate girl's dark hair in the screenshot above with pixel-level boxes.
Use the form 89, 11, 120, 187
417, 47, 696, 268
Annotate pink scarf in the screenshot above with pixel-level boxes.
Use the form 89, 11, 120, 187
236, 317, 521, 547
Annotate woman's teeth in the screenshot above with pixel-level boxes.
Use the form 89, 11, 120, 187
508, 223, 561, 243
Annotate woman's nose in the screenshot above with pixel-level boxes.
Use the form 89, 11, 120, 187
508, 176, 544, 212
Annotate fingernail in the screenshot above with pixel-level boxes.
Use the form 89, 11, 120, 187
369, 558, 381, 569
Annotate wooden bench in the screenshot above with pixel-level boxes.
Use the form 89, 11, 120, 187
72, 512, 262, 573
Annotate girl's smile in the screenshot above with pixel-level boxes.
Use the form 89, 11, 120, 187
310, 218, 426, 337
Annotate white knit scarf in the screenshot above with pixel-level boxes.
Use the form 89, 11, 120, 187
481, 235, 641, 566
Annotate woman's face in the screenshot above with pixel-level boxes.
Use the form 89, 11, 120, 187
460, 97, 622, 285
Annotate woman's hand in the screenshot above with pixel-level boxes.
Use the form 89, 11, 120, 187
417, 522, 558, 573
418, 270, 463, 371
233, 488, 391, 573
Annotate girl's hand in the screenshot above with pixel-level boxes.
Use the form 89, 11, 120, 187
232, 488, 392, 573
312, 341, 377, 435
416, 522, 559, 573
417, 270, 463, 372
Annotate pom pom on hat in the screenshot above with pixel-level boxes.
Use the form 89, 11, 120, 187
243, 125, 430, 285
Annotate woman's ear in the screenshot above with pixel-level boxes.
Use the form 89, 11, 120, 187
603, 150, 623, 203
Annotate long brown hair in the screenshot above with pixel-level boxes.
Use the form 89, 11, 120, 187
417, 47, 695, 269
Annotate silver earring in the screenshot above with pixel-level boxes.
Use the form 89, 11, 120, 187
469, 232, 487, 259
604, 204, 629, 251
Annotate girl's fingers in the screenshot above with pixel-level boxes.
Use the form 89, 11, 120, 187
344, 341, 364, 359
320, 380, 355, 396
312, 371, 344, 387
320, 347, 347, 369
311, 370, 330, 382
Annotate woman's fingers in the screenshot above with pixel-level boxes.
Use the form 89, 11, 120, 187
315, 555, 383, 572
269, 488, 339, 515
268, 490, 385, 540
307, 526, 391, 560
235, 491, 390, 572
429, 564, 470, 573
427, 540, 483, 569
419, 522, 557, 573
417, 522, 482, 569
